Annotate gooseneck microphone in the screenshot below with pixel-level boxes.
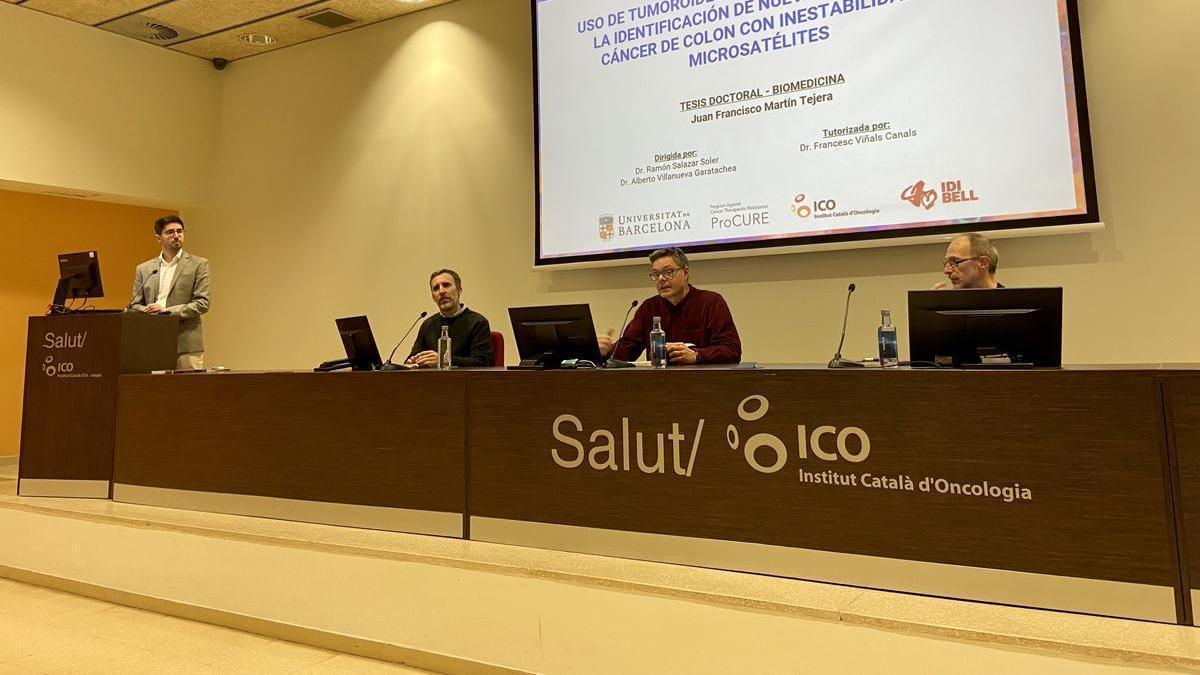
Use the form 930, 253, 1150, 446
604, 299, 640, 369
828, 282, 865, 369
382, 311, 428, 369
617, 299, 639, 342
125, 269, 159, 312
140, 268, 160, 294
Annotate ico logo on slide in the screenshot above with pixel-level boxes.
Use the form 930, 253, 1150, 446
789, 194, 837, 220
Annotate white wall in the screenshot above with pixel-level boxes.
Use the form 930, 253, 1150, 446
0, 2, 219, 207
181, 0, 1200, 367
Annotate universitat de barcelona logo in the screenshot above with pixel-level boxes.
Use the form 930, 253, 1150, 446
599, 214, 615, 241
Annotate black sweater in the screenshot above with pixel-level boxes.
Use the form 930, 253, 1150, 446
407, 307, 494, 368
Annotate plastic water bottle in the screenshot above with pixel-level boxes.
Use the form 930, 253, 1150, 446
877, 309, 899, 368
650, 316, 667, 369
437, 325, 452, 370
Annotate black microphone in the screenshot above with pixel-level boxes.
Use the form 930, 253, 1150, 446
604, 300, 639, 369
382, 311, 428, 369
617, 299, 638, 342
125, 269, 159, 312
828, 282, 864, 368
138, 268, 174, 315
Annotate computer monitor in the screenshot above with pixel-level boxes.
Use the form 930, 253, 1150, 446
335, 316, 384, 371
908, 288, 1063, 368
508, 304, 604, 369
52, 251, 104, 308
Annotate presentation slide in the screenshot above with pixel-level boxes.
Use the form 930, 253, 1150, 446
534, 0, 1096, 265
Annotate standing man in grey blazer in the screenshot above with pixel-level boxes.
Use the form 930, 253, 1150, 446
128, 215, 211, 370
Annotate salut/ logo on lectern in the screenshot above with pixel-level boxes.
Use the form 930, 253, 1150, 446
41, 330, 94, 379
43, 331, 87, 350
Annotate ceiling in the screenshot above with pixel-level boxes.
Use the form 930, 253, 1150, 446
4, 0, 460, 63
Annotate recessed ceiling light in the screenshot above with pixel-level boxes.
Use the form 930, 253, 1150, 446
239, 33, 277, 46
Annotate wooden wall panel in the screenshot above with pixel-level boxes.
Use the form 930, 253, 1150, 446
469, 369, 1178, 588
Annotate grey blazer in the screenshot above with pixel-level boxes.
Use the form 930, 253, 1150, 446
127, 252, 211, 354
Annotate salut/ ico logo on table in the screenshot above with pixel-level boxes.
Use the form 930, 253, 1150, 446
41, 330, 87, 378
727, 395, 869, 473
548, 393, 870, 476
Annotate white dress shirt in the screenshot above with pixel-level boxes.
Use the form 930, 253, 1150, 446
155, 250, 182, 307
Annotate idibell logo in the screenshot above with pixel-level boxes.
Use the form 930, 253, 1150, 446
789, 194, 812, 220
901, 180, 939, 210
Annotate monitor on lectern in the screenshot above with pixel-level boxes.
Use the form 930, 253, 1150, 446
52, 251, 104, 309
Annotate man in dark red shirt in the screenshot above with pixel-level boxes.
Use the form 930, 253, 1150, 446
599, 247, 742, 365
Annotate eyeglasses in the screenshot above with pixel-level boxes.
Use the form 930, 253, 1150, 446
649, 267, 683, 282
942, 256, 980, 269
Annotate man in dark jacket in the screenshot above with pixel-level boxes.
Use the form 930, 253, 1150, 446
406, 269, 493, 368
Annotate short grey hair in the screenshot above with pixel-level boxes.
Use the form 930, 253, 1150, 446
959, 233, 999, 273
649, 247, 688, 269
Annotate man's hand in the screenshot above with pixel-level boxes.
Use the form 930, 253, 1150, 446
406, 350, 439, 368
932, 281, 949, 290
666, 342, 697, 365
598, 329, 615, 358
143, 303, 165, 314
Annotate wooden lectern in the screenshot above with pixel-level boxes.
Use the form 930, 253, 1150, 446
18, 313, 178, 497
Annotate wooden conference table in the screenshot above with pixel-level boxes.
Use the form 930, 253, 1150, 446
95, 364, 1200, 625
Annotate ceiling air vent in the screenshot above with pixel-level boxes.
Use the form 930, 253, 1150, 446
300, 9, 358, 29
99, 14, 198, 45
133, 22, 177, 41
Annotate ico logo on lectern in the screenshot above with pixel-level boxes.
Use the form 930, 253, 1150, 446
549, 394, 870, 479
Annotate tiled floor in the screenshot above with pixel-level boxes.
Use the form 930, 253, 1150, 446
0, 577, 430, 674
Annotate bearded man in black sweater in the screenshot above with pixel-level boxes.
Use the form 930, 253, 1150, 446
405, 268, 494, 368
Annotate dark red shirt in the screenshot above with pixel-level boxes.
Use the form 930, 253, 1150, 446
613, 286, 742, 364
